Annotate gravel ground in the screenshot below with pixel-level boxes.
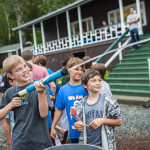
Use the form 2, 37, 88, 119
0, 104, 150, 150
0, 120, 8, 150
115, 104, 150, 150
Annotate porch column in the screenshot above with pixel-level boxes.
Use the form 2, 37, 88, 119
19, 30, 23, 52
56, 16, 60, 39
77, 6, 83, 46
32, 24, 37, 55
40, 21, 46, 53
118, 0, 125, 33
136, 0, 143, 35
66, 10, 72, 48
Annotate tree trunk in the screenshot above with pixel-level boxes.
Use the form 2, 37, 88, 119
14, 0, 26, 44
2, 5, 11, 44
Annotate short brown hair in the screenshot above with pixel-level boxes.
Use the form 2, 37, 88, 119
66, 57, 84, 68
90, 63, 106, 80
3, 55, 24, 73
81, 69, 101, 92
83, 56, 92, 69
34, 55, 47, 67
21, 49, 33, 61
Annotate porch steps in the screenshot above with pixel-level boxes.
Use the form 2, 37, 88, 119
106, 34, 150, 99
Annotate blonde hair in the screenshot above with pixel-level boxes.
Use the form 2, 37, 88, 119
3, 55, 24, 73
66, 57, 84, 68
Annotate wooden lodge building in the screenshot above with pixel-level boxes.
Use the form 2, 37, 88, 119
0, 0, 149, 71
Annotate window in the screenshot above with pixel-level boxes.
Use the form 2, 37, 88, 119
73, 52, 85, 59
71, 17, 94, 35
107, 1, 147, 26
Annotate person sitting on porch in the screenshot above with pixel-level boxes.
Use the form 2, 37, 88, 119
127, 7, 141, 51
101, 21, 110, 39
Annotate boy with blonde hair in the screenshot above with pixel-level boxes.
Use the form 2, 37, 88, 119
0, 55, 52, 150
51, 57, 88, 143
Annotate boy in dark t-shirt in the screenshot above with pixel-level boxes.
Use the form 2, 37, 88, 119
0, 55, 52, 150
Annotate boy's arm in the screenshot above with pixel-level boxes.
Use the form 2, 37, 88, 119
4, 118, 11, 150
0, 97, 21, 121
35, 81, 48, 118
127, 18, 139, 24
89, 118, 122, 129
48, 82, 56, 95
51, 108, 63, 139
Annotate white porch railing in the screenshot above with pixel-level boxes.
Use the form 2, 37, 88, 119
23, 23, 130, 55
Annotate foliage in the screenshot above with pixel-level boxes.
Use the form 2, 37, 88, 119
104, 70, 110, 79
0, 0, 76, 47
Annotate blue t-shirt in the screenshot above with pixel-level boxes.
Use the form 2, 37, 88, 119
48, 111, 52, 129
55, 82, 88, 139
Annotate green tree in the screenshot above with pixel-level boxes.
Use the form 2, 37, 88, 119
0, 0, 76, 47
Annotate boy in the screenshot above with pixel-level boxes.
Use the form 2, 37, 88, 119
0, 55, 52, 150
51, 57, 88, 143
74, 69, 122, 150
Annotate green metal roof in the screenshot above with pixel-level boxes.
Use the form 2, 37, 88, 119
0, 43, 20, 54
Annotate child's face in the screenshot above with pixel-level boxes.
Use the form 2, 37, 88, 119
85, 75, 102, 93
68, 66, 84, 81
8, 62, 30, 86
26, 66, 33, 81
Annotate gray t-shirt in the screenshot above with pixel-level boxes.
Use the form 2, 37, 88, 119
127, 13, 139, 30
100, 80, 112, 97
85, 94, 104, 147
0, 82, 52, 150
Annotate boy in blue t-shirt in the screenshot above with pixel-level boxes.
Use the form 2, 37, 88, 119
51, 57, 88, 143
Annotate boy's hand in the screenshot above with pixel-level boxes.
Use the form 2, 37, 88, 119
74, 121, 87, 131
88, 118, 104, 129
34, 81, 46, 93
11, 97, 21, 108
50, 128, 58, 140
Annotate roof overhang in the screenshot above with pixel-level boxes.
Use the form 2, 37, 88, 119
12, 0, 93, 31
0, 43, 20, 54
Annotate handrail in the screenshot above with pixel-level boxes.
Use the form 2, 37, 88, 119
95, 28, 129, 63
148, 59, 150, 86
105, 37, 131, 67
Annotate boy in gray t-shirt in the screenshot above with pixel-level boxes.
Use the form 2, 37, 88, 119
0, 55, 52, 150
74, 69, 122, 150
127, 7, 141, 51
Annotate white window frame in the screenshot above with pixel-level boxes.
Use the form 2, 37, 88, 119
107, 1, 147, 26
71, 17, 94, 35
